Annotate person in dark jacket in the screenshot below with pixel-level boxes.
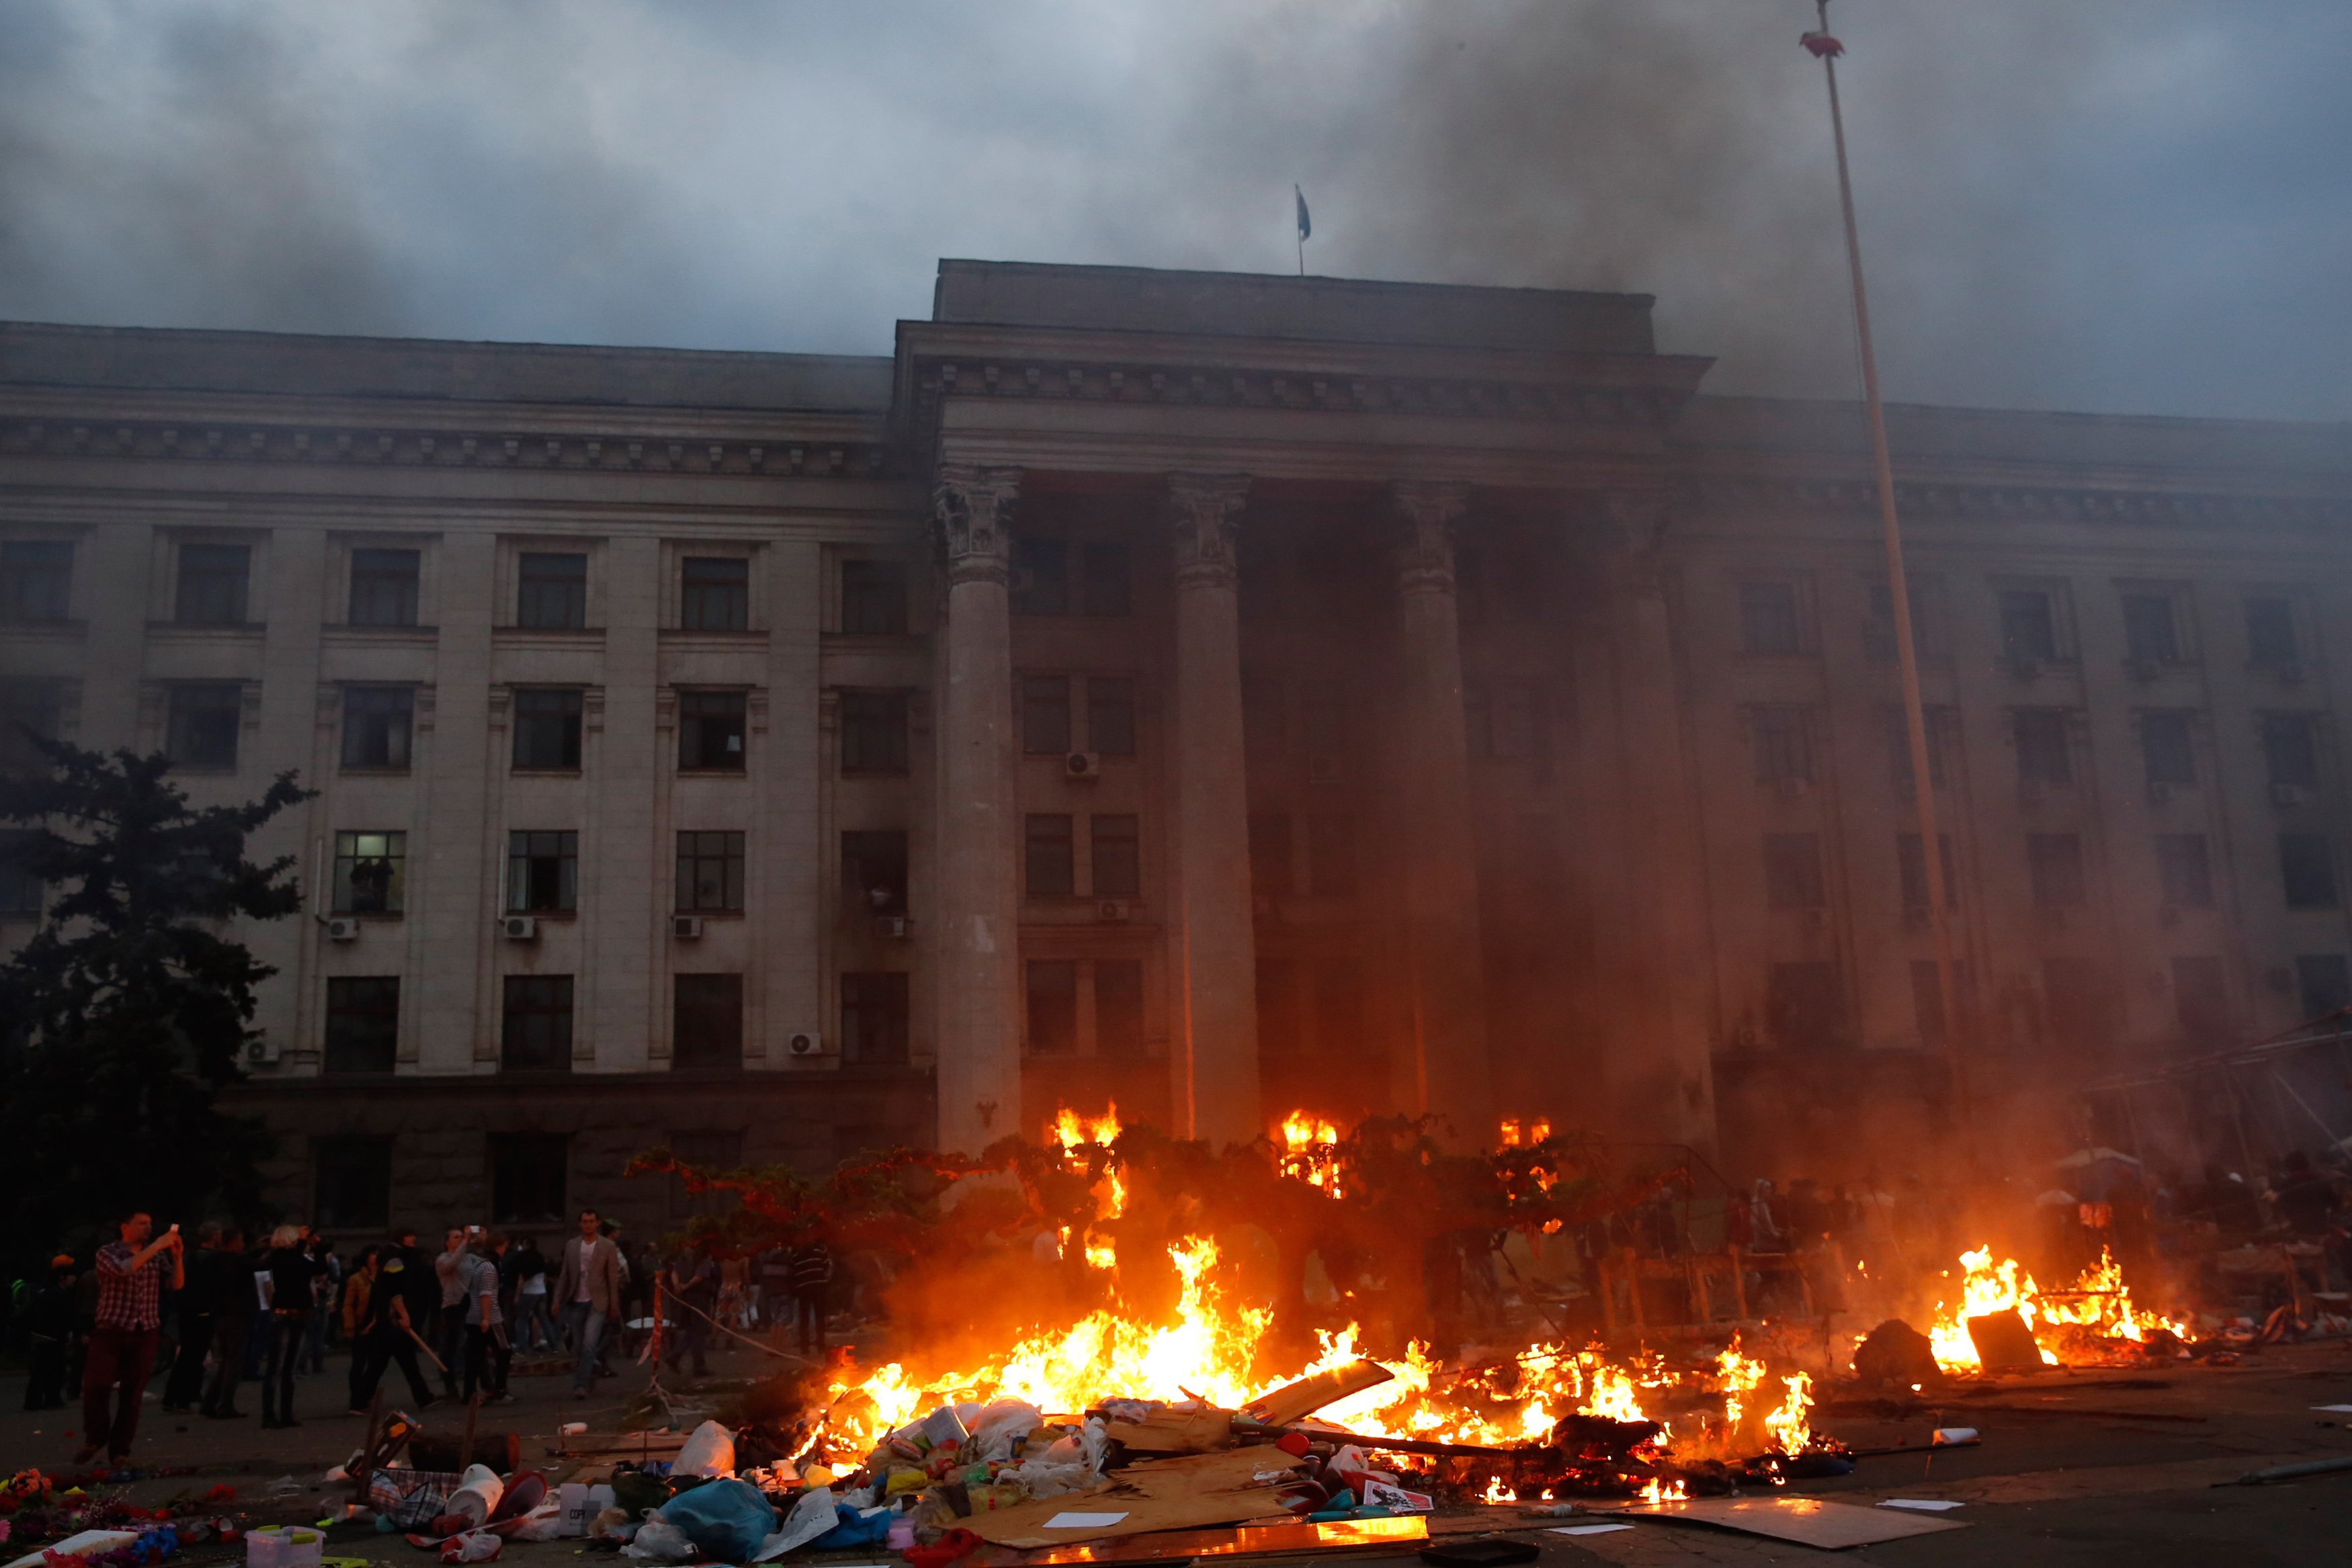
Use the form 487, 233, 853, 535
257, 1225, 323, 1428
788, 1241, 833, 1355
347, 1254, 437, 1411
162, 1222, 224, 1411
200, 1227, 253, 1418
21, 1256, 77, 1410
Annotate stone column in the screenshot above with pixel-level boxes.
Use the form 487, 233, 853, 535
1166, 473, 1262, 1144
1388, 480, 1493, 1140
933, 465, 1025, 1156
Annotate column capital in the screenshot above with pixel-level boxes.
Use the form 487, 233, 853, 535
1388, 479, 1473, 596
1167, 472, 1251, 591
934, 464, 1022, 587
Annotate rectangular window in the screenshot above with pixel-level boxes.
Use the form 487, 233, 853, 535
839, 691, 908, 775
517, 552, 587, 629
1081, 541, 1132, 616
675, 830, 746, 913
1095, 961, 1147, 1057
840, 971, 909, 1064
1739, 580, 1802, 655
1306, 814, 1357, 898
348, 548, 419, 627
1999, 588, 2058, 664
322, 976, 400, 1074
1250, 814, 1294, 899
1025, 959, 1078, 1054
842, 830, 909, 916
341, 687, 414, 771
672, 973, 743, 1070
841, 559, 907, 636
1091, 814, 1140, 898
1767, 961, 1846, 1047
2122, 593, 2181, 664
2296, 954, 2351, 1020
2263, 714, 2321, 789
1011, 537, 1068, 615
2014, 709, 2072, 785
1888, 705, 1955, 789
499, 975, 574, 1072
1909, 959, 1976, 1047
2281, 833, 2339, 910
1763, 833, 1824, 910
511, 688, 583, 770
2171, 956, 2231, 1043
489, 1132, 568, 1223
1751, 705, 1811, 784
1, 541, 73, 622
166, 684, 242, 770
2028, 833, 2087, 908
679, 556, 749, 631
2155, 834, 2214, 908
1896, 833, 1958, 910
677, 690, 747, 771
1088, 677, 1137, 756
2246, 596, 2300, 667
0, 828, 46, 916
314, 1137, 392, 1230
0, 680, 62, 774
507, 830, 578, 913
331, 830, 406, 914
2043, 957, 2115, 1049
175, 543, 249, 625
1023, 675, 1072, 754
1025, 814, 1075, 896
2140, 711, 2195, 786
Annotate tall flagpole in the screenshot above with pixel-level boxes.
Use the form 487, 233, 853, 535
1804, 2, 1972, 1132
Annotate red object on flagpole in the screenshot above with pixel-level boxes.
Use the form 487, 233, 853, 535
1800, 30, 1844, 60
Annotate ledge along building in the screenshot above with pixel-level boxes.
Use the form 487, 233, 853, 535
3, 260, 2350, 1232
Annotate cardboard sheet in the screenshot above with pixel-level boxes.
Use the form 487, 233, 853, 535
1248, 1359, 1394, 1426
985, 1515, 1427, 1565
1607, 1495, 1970, 1550
966, 1447, 1309, 1547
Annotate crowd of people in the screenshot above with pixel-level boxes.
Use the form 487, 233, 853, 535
10, 1206, 844, 1469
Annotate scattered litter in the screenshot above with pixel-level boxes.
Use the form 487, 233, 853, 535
2311, 1405, 2352, 1413
1931, 1428, 1980, 1446
671, 1422, 735, 1479
1042, 1514, 1129, 1530
435, 1531, 501, 1564
1878, 1499, 1966, 1512
1547, 1524, 1632, 1536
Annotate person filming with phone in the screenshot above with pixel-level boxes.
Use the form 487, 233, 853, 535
76, 1210, 183, 1467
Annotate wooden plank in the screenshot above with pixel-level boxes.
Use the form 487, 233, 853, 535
1247, 1360, 1394, 1428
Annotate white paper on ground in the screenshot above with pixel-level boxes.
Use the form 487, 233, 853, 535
1548, 1524, 1634, 1536
753, 1485, 837, 1561
1042, 1512, 1130, 1529
2312, 1404, 2352, 1413
1880, 1499, 1966, 1512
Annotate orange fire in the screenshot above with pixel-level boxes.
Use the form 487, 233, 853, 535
1760, 1372, 1813, 1454
1277, 1110, 1347, 1197
1497, 1117, 1552, 1148
1928, 1246, 2188, 1370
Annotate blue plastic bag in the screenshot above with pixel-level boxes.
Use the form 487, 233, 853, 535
655, 1477, 778, 1561
809, 1504, 892, 1551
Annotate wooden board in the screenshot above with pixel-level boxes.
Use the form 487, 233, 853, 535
1122, 1446, 1306, 1497
1248, 1360, 1394, 1427
1605, 1496, 1968, 1550
968, 1450, 1309, 1548
1105, 1405, 1236, 1454
978, 1515, 1428, 1565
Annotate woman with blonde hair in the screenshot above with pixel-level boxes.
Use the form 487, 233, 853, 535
256, 1224, 322, 1428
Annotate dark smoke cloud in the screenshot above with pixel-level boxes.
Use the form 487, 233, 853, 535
1, 1, 2346, 421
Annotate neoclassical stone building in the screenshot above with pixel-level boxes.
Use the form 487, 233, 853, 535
3, 260, 2349, 1231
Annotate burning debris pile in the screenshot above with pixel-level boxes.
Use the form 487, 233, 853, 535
1926, 1247, 2195, 1373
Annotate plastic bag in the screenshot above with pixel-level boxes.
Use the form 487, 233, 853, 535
752, 1487, 836, 1561
437, 1530, 502, 1563
809, 1506, 892, 1553
619, 1518, 695, 1563
968, 1400, 1044, 1464
503, 1504, 566, 1544
672, 1421, 737, 1479
651, 1478, 774, 1562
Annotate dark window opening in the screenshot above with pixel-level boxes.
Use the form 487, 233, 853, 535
489, 1132, 568, 1223
176, 543, 250, 625
675, 830, 746, 913
2172, 956, 2231, 1043
1896, 833, 1958, 910
680, 556, 749, 631
166, 684, 242, 770
2281, 833, 2339, 910
517, 552, 587, 629
349, 548, 419, 627
2296, 955, 2351, 1021
500, 975, 574, 1072
512, 688, 583, 770
839, 691, 908, 775
1752, 705, 1811, 783
1088, 677, 1136, 756
2246, 597, 2300, 667
1763, 833, 1824, 910
1, 541, 73, 622
1096, 960, 1146, 1057
841, 971, 909, 1064
2028, 833, 2087, 908
1025, 814, 1075, 897
2263, 715, 2321, 789
1025, 959, 1078, 1054
1081, 541, 1132, 616
841, 559, 908, 636
843, 830, 909, 916
0, 681, 62, 774
2122, 593, 2181, 664
507, 830, 578, 913
323, 976, 400, 1074
342, 686, 413, 771
333, 830, 405, 914
1091, 814, 1140, 898
1011, 537, 1068, 615
314, 1137, 392, 1230
677, 690, 747, 771
1767, 961, 1847, 1048
2015, 709, 2072, 785
2140, 711, 2195, 787
2156, 834, 2214, 908
672, 973, 743, 1070
1023, 675, 1071, 754
1250, 814, 1294, 900
1739, 581, 1802, 656
1999, 589, 2059, 664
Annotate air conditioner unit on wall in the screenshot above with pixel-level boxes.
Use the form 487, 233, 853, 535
872, 914, 909, 939
1065, 751, 1103, 781
787, 1031, 827, 1057
673, 915, 704, 939
2148, 780, 2174, 805
1097, 900, 1131, 924
501, 914, 538, 941
243, 1039, 278, 1065
324, 916, 360, 942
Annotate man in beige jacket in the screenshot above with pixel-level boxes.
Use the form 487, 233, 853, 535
550, 1207, 624, 1396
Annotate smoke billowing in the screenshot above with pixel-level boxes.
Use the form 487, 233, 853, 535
1, 1, 2347, 419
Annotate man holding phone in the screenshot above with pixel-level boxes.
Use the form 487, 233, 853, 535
77, 1210, 183, 1466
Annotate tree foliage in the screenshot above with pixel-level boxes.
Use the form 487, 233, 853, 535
0, 740, 311, 1278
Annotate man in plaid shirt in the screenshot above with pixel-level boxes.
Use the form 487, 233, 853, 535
76, 1209, 184, 1466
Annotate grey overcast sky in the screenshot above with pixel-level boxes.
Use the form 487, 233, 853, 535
2, 1, 2348, 422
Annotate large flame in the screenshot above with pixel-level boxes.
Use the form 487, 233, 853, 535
1277, 1112, 1346, 1197
1928, 1246, 2188, 1370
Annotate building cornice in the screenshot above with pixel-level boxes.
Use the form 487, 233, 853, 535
1693, 474, 2352, 533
